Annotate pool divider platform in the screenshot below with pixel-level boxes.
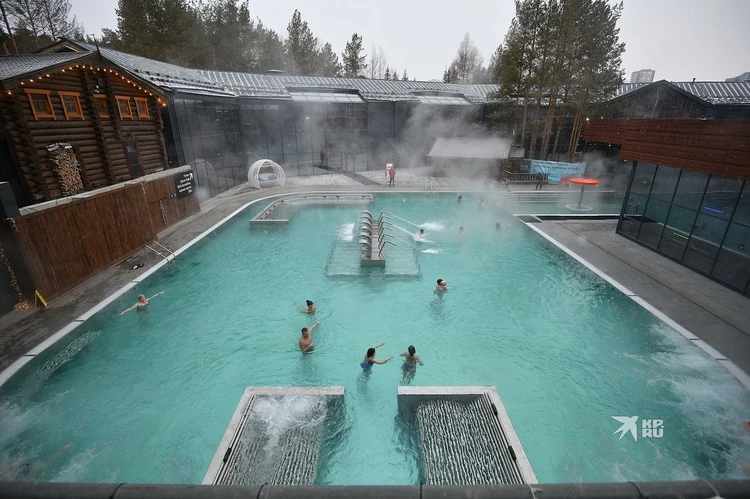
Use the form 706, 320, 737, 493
398, 386, 537, 485
250, 194, 372, 223
203, 386, 345, 486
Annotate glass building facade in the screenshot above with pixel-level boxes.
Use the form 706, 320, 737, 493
166, 91, 480, 197
618, 161, 750, 295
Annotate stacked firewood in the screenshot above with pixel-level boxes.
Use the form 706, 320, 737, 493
48, 143, 84, 196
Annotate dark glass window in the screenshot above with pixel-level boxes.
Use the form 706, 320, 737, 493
683, 214, 728, 273
673, 170, 709, 210
659, 205, 697, 260
630, 162, 656, 195
638, 198, 670, 248
701, 175, 743, 220
650, 165, 680, 203
730, 182, 749, 227
711, 223, 750, 291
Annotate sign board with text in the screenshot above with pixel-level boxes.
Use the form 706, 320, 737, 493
174, 171, 195, 198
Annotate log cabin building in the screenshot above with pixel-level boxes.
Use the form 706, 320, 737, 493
0, 51, 170, 207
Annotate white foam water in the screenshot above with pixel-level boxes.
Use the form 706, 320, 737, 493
336, 223, 355, 241
421, 248, 442, 254
419, 222, 445, 231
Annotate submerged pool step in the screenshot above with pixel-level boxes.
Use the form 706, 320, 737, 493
398, 386, 537, 485
203, 387, 345, 486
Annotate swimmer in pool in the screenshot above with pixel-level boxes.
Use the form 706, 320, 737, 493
295, 300, 316, 314
400, 345, 423, 372
360, 342, 392, 371
496, 222, 502, 231
457, 195, 463, 204
479, 198, 485, 208
119, 292, 164, 315
458, 226, 464, 236
416, 228, 425, 240
299, 321, 321, 353
435, 279, 448, 293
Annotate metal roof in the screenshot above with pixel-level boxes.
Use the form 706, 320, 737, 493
614, 81, 750, 105
74, 43, 234, 96
427, 137, 514, 159
197, 70, 498, 103
0, 52, 91, 81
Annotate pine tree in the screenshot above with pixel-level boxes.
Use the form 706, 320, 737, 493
392, 69, 399, 80
342, 33, 366, 77
316, 42, 341, 77
401, 70, 408, 81
285, 9, 318, 75
384, 66, 390, 80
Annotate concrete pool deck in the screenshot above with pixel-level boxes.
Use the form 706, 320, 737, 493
0, 183, 748, 389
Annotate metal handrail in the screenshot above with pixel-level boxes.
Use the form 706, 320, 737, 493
143, 244, 172, 264
150, 240, 175, 260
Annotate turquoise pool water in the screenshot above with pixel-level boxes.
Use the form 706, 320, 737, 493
1, 193, 749, 484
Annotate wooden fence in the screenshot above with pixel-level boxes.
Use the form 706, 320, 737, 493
4, 169, 200, 302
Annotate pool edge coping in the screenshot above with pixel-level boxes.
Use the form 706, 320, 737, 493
1, 190, 746, 392
521, 221, 750, 392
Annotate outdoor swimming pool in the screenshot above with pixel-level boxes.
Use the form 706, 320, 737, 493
1, 193, 748, 484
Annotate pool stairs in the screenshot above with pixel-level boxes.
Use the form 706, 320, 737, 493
204, 385, 535, 486
326, 211, 420, 277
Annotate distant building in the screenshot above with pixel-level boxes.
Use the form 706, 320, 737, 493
726, 72, 750, 82
630, 69, 655, 84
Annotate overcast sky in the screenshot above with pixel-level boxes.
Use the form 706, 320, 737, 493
71, 0, 749, 82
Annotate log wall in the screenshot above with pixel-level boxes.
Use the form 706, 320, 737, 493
0, 64, 168, 204
583, 119, 750, 180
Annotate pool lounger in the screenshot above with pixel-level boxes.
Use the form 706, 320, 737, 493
203, 386, 345, 486
398, 385, 537, 485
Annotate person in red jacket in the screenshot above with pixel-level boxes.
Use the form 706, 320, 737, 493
388, 165, 396, 186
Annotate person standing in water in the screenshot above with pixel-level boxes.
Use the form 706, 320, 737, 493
416, 228, 425, 240
478, 198, 485, 208
435, 279, 448, 293
299, 321, 321, 353
457, 195, 463, 204
119, 291, 164, 315
400, 345, 423, 373
361, 342, 392, 371
458, 226, 464, 237
295, 300, 316, 314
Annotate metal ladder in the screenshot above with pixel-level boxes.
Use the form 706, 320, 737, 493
144, 240, 175, 264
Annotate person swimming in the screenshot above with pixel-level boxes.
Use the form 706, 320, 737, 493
416, 228, 425, 240
435, 279, 448, 293
360, 342, 392, 371
400, 345, 424, 372
299, 321, 321, 353
119, 292, 164, 315
458, 226, 464, 236
295, 300, 316, 314
457, 195, 463, 204
496, 222, 502, 231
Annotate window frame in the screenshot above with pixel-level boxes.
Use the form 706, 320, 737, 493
25, 89, 56, 120
93, 94, 110, 118
115, 96, 134, 120
58, 91, 84, 120
134, 97, 150, 119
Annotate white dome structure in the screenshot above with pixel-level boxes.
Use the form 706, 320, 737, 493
248, 159, 285, 189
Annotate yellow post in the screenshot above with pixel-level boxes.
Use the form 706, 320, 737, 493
34, 290, 48, 308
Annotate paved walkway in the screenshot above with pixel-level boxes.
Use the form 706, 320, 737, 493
532, 219, 750, 376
